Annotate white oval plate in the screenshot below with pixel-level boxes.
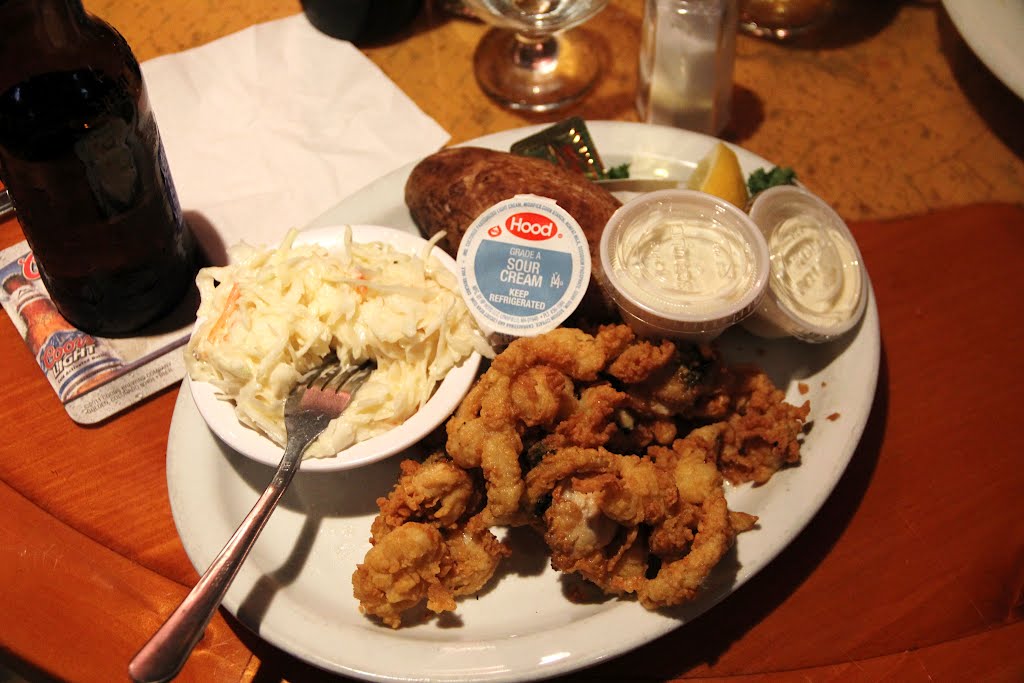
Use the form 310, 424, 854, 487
168, 122, 880, 681
943, 0, 1024, 100
187, 224, 482, 472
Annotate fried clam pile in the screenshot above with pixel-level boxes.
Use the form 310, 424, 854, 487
352, 325, 809, 627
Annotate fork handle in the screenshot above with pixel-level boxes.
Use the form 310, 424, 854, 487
128, 441, 304, 683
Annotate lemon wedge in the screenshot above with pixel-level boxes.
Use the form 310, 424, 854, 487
686, 142, 749, 208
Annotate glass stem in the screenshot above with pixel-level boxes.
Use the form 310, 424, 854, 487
512, 32, 559, 73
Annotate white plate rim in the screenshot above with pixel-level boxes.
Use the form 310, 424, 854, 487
942, 0, 1024, 100
187, 224, 482, 472
167, 121, 881, 682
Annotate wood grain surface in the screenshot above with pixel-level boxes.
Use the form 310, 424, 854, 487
1, 1, 1022, 681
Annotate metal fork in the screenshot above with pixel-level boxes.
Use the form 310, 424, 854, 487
128, 358, 375, 683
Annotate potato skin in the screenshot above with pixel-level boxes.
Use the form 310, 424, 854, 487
404, 146, 622, 321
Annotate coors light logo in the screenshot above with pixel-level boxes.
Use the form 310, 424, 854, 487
20, 253, 40, 280
506, 212, 556, 241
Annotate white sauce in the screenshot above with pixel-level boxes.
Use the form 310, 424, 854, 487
768, 215, 862, 328
610, 213, 757, 316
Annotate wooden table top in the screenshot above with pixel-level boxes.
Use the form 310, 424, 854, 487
2, 1, 1022, 681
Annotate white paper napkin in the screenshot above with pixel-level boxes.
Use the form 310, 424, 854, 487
142, 13, 450, 259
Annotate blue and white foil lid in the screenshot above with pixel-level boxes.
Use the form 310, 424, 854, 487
456, 194, 591, 344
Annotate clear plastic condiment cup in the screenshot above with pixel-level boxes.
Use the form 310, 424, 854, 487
598, 189, 770, 341
742, 185, 868, 343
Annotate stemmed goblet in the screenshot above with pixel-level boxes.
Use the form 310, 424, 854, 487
463, 0, 610, 112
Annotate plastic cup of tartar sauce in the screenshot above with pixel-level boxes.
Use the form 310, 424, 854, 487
598, 189, 770, 341
742, 185, 868, 342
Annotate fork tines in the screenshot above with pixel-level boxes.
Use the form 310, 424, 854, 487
298, 360, 375, 416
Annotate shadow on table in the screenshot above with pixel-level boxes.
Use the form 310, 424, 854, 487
934, 8, 1024, 162
301, 0, 435, 48
0, 656, 61, 683
226, 616, 361, 683
722, 85, 765, 144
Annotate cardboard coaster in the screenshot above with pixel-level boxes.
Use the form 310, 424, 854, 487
0, 242, 196, 424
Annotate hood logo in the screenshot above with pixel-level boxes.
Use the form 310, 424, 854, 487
506, 212, 556, 241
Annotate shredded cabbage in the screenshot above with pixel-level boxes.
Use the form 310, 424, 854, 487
186, 227, 493, 458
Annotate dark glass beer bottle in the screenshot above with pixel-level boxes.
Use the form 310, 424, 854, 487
0, 0, 199, 335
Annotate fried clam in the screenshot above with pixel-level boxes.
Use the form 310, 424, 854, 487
352, 454, 510, 628
714, 366, 811, 485
445, 325, 743, 530
354, 324, 807, 626
524, 447, 675, 597
607, 343, 810, 486
351, 522, 454, 629
522, 331, 736, 465
524, 428, 757, 610
369, 455, 480, 540
445, 327, 617, 530
640, 425, 756, 609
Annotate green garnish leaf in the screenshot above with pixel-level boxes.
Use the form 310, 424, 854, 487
747, 166, 798, 194
597, 162, 630, 180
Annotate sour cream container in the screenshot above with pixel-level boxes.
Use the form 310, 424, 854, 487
742, 185, 868, 342
598, 189, 770, 341
457, 194, 591, 347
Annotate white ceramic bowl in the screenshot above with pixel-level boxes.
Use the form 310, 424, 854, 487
187, 224, 482, 472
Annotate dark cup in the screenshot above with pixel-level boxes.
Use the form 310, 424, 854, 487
301, 0, 424, 44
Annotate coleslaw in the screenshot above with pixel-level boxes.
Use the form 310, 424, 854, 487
185, 227, 493, 458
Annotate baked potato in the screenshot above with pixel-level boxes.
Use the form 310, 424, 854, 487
404, 146, 622, 321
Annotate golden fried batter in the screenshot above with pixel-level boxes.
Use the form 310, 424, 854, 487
353, 325, 807, 626
641, 428, 739, 608
441, 528, 511, 597
446, 328, 621, 528
522, 440, 749, 608
717, 368, 810, 485
353, 453, 509, 628
370, 456, 478, 540
509, 366, 576, 427
606, 339, 676, 384
351, 523, 455, 628
551, 384, 629, 449
445, 372, 524, 528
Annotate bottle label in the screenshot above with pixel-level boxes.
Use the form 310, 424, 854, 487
75, 117, 138, 215
34, 328, 122, 402
3, 275, 123, 402
457, 195, 591, 340
155, 132, 185, 227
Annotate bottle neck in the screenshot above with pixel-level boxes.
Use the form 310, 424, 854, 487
3, 0, 88, 43
38, 0, 89, 38
0, 0, 92, 88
